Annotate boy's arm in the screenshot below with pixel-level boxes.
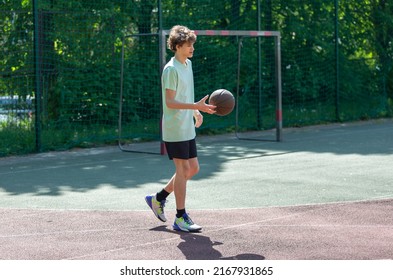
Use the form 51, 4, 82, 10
165, 89, 216, 114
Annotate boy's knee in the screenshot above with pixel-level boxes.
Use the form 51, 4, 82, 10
191, 165, 200, 177
186, 164, 199, 179
175, 159, 199, 180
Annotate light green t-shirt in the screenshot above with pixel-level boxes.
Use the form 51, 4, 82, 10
161, 57, 196, 142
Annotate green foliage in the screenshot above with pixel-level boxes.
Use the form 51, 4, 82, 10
0, 119, 35, 156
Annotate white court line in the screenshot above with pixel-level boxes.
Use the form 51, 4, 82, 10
1, 222, 391, 240
1, 197, 392, 239
0, 196, 391, 259
197, 194, 393, 212
0, 196, 390, 242
229, 224, 393, 228
1, 194, 391, 213
0, 228, 116, 238
64, 198, 393, 260
65, 210, 312, 260
0, 226, 156, 239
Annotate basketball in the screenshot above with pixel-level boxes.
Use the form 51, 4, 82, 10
208, 89, 235, 116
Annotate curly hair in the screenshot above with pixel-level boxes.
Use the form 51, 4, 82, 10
167, 25, 196, 52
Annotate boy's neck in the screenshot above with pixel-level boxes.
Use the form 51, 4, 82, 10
175, 53, 187, 64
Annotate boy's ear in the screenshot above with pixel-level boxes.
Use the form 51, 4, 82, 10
176, 43, 184, 51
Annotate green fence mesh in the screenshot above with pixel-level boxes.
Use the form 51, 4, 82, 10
119, 34, 162, 144
1, 0, 392, 156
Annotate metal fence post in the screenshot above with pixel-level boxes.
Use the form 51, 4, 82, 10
335, 0, 340, 121
33, 0, 42, 152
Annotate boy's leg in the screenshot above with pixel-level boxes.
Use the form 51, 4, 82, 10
145, 160, 188, 223
163, 174, 175, 194
159, 157, 198, 202
172, 157, 199, 209
172, 158, 189, 210
187, 157, 200, 179
172, 157, 202, 232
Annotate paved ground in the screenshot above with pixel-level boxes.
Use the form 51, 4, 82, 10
0, 119, 392, 260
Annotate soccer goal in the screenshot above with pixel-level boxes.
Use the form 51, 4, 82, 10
118, 29, 282, 154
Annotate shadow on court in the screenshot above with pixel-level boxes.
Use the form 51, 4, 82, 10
150, 225, 265, 260
0, 119, 392, 259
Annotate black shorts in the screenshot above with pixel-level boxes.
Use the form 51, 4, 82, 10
165, 139, 197, 160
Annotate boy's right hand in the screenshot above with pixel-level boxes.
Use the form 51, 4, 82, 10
195, 95, 216, 114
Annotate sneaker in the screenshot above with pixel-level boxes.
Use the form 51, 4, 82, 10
145, 194, 167, 222
173, 213, 202, 232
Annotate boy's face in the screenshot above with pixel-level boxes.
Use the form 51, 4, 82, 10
177, 42, 195, 58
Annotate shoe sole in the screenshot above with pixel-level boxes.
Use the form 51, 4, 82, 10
172, 223, 202, 232
145, 197, 166, 222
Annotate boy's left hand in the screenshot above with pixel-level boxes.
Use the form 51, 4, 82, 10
194, 110, 203, 128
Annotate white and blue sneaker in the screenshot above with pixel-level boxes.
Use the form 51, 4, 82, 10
173, 213, 202, 232
145, 194, 167, 222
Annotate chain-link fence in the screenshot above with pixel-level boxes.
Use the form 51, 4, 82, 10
1, 0, 392, 156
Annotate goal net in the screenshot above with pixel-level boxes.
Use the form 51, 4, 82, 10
118, 30, 282, 154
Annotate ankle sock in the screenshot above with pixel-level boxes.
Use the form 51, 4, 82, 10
176, 209, 186, 218
156, 189, 170, 202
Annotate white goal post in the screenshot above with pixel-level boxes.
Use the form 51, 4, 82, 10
119, 30, 282, 154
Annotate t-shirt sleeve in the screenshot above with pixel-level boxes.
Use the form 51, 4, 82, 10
162, 66, 177, 91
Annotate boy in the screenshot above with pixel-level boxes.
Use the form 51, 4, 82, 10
145, 25, 216, 232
